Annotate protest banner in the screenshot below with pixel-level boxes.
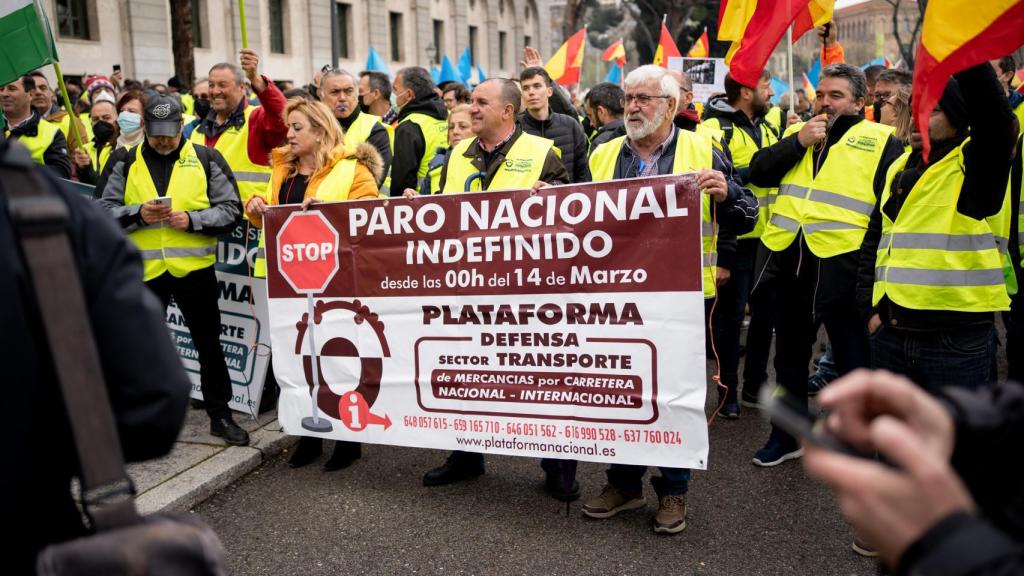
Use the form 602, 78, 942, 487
668, 57, 728, 103
68, 180, 270, 415
265, 174, 710, 468
169, 223, 271, 416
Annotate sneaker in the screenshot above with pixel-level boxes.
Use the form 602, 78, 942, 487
752, 432, 803, 467
653, 495, 687, 534
852, 537, 878, 558
210, 415, 250, 446
720, 399, 740, 419
581, 485, 645, 519
740, 388, 762, 409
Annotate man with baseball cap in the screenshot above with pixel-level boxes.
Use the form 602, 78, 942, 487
97, 94, 250, 445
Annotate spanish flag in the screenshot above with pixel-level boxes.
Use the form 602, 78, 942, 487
721, 0, 805, 87
545, 28, 586, 86
912, 0, 1024, 158
602, 38, 626, 65
802, 73, 816, 101
686, 27, 710, 58
652, 21, 681, 67
792, 0, 834, 43
1014, 67, 1024, 94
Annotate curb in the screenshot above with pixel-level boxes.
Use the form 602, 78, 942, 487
136, 424, 298, 514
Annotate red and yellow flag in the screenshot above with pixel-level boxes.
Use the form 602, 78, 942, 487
723, 0, 806, 87
653, 22, 681, 67
792, 0, 834, 43
602, 38, 626, 65
545, 28, 587, 86
802, 73, 816, 101
1012, 66, 1024, 94
686, 27, 710, 58
912, 0, 1024, 158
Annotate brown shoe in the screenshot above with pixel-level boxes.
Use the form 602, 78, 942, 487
653, 494, 687, 534
581, 485, 644, 519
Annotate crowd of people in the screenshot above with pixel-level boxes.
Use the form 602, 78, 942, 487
4, 29, 1024, 574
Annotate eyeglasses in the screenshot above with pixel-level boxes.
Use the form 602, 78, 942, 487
624, 94, 670, 107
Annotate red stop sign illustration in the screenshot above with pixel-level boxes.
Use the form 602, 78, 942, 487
276, 211, 340, 294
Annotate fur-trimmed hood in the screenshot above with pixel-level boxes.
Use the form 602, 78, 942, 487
347, 142, 384, 184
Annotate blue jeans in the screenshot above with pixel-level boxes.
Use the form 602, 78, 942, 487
814, 343, 839, 381
870, 323, 997, 393
607, 465, 690, 496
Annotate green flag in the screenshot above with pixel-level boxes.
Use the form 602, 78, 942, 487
0, 0, 57, 86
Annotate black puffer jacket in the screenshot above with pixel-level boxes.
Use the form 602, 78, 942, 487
517, 111, 591, 184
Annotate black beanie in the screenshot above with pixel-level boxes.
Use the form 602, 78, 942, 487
938, 78, 969, 134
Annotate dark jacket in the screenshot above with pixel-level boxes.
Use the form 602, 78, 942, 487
0, 141, 189, 573
390, 94, 448, 196
438, 124, 569, 192
855, 64, 1018, 329
6, 111, 72, 178
518, 110, 591, 184
339, 108, 393, 188
591, 118, 626, 149
703, 94, 779, 182
895, 381, 1024, 576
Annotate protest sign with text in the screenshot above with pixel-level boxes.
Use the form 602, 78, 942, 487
265, 174, 710, 468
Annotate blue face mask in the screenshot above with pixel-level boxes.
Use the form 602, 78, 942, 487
117, 111, 141, 134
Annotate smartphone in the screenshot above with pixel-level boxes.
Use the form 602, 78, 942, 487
151, 196, 172, 209
758, 386, 876, 460
113, 64, 121, 73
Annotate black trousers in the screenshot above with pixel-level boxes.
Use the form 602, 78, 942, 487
770, 237, 869, 436
148, 266, 232, 418
1006, 291, 1024, 383
713, 238, 758, 401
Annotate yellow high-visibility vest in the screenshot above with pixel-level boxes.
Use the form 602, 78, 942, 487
702, 116, 779, 239
873, 138, 1010, 312
189, 105, 271, 206
442, 132, 555, 193
124, 141, 217, 282
590, 130, 718, 298
762, 119, 894, 258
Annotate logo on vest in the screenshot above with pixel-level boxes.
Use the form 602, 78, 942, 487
845, 135, 878, 153
152, 103, 172, 119
502, 158, 536, 174
177, 155, 201, 169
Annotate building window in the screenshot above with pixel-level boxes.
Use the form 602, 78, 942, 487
336, 2, 351, 59
191, 0, 206, 48
498, 31, 506, 69
269, 0, 286, 54
55, 0, 92, 40
389, 12, 403, 62
433, 19, 444, 64
469, 25, 478, 65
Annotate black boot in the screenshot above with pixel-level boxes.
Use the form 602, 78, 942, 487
288, 436, 323, 468
322, 441, 362, 471
210, 415, 250, 446
423, 451, 485, 486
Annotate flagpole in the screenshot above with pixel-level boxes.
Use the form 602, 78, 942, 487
237, 0, 249, 48
52, 62, 82, 150
787, 24, 795, 112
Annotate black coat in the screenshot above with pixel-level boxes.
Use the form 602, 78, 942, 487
0, 141, 190, 573
517, 110, 591, 184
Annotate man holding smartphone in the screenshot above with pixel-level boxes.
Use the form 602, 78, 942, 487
97, 95, 248, 446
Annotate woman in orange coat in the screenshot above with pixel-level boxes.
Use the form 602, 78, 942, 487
245, 97, 382, 471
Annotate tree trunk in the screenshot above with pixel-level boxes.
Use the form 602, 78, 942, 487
169, 0, 195, 86
562, 0, 587, 39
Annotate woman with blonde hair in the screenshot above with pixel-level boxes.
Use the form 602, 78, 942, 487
245, 97, 383, 471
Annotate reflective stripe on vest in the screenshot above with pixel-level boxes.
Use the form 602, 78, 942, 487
189, 105, 271, 205
590, 130, 717, 298
253, 158, 359, 278
125, 140, 216, 282
400, 113, 448, 181
442, 132, 554, 193
762, 120, 894, 258
872, 139, 1010, 312
703, 116, 778, 239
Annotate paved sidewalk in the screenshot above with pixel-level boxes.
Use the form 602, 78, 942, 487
127, 408, 296, 514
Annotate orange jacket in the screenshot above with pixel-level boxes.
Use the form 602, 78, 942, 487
249, 142, 383, 228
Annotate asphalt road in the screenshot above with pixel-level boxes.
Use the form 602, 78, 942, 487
196, 356, 882, 576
